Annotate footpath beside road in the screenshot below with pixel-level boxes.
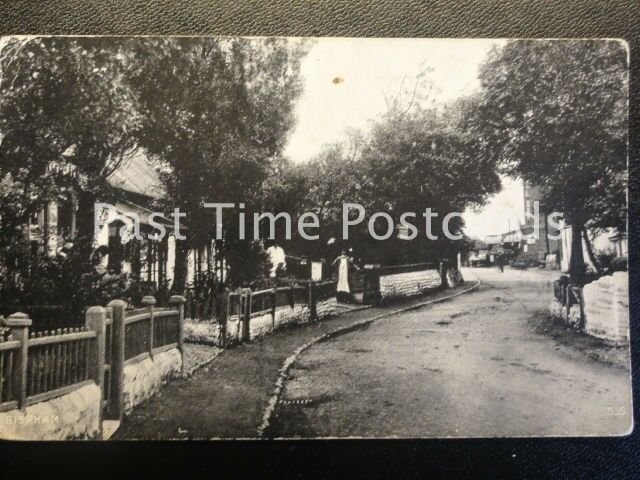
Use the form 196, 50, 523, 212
113, 281, 475, 439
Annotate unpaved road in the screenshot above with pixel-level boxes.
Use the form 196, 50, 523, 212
268, 268, 633, 438
113, 283, 473, 439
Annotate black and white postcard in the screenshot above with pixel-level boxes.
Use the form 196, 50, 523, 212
0, 36, 631, 440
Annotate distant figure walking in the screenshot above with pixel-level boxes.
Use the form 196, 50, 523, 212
332, 249, 358, 303
497, 254, 505, 273
266, 243, 287, 279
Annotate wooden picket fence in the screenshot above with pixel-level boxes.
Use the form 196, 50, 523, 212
0, 294, 186, 425
123, 297, 182, 364
0, 311, 105, 414
0, 281, 336, 417
184, 286, 216, 323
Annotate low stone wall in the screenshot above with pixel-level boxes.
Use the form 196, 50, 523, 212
184, 319, 222, 346
274, 304, 310, 330
0, 383, 101, 440
316, 298, 338, 320
122, 348, 182, 414
249, 312, 274, 340
583, 272, 629, 344
548, 272, 629, 344
379, 269, 442, 301
225, 316, 242, 345
184, 297, 339, 346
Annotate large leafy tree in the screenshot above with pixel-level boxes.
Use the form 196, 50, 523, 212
259, 133, 369, 263
0, 37, 140, 237
270, 96, 502, 266
353, 98, 501, 265
297, 137, 365, 254
477, 40, 628, 282
0, 37, 141, 310
128, 38, 307, 291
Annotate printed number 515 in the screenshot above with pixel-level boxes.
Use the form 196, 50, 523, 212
608, 407, 626, 417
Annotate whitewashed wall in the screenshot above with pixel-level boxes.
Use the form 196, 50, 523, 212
583, 272, 629, 344
379, 269, 442, 301
184, 319, 222, 345
185, 299, 337, 346
0, 383, 101, 440
122, 348, 182, 414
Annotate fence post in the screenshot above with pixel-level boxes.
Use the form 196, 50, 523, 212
439, 260, 449, 289
7, 313, 31, 409
271, 287, 277, 331
309, 281, 317, 321
106, 299, 126, 421
289, 283, 295, 308
238, 291, 244, 342
220, 289, 229, 349
208, 286, 215, 320
243, 288, 252, 342
576, 287, 585, 330
142, 296, 156, 359
170, 295, 186, 374
85, 306, 106, 434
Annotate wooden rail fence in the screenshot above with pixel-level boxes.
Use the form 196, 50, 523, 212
553, 277, 585, 328
209, 281, 336, 345
0, 295, 186, 427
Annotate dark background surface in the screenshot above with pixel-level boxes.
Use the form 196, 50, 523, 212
1, 1, 638, 478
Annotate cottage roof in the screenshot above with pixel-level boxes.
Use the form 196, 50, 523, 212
108, 150, 165, 199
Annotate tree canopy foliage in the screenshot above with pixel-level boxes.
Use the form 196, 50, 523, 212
0, 37, 308, 301
126, 37, 308, 290
476, 40, 628, 280
477, 40, 627, 230
0, 37, 143, 312
0, 37, 140, 243
0, 37, 628, 298
270, 92, 502, 265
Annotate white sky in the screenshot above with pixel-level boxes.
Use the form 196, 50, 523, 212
283, 38, 523, 240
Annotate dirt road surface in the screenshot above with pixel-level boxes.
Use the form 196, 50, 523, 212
113, 283, 473, 439
267, 268, 632, 438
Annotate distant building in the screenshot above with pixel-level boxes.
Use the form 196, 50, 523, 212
521, 182, 627, 272
521, 182, 562, 262
478, 182, 563, 265
484, 234, 502, 246
559, 223, 627, 273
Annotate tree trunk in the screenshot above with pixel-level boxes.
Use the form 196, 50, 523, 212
582, 227, 603, 275
66, 188, 102, 316
215, 239, 225, 289
74, 189, 101, 265
543, 208, 550, 256
439, 260, 449, 289
171, 240, 189, 295
568, 222, 585, 285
